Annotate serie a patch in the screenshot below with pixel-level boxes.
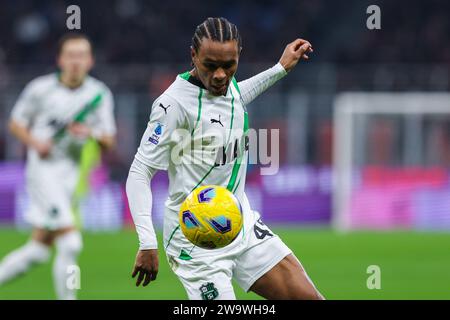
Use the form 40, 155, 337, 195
148, 123, 163, 145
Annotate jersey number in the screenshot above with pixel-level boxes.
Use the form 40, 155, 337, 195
253, 219, 273, 240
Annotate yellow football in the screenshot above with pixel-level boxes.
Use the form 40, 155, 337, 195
179, 185, 243, 249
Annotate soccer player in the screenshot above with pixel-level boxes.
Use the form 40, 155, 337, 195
0, 33, 116, 300
126, 17, 324, 300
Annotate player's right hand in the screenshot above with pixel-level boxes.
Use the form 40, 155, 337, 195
33, 140, 52, 158
132, 249, 159, 287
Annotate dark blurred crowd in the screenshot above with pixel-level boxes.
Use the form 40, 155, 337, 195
0, 0, 449, 66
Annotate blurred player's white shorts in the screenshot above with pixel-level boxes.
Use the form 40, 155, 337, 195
24, 160, 79, 230
165, 210, 292, 300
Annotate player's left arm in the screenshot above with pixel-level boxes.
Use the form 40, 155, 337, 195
237, 38, 313, 105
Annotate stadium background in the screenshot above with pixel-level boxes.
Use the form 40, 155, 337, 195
1, 0, 450, 299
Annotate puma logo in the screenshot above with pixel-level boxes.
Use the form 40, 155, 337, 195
159, 103, 171, 114
210, 115, 223, 127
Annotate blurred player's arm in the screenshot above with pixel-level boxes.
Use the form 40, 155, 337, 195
9, 80, 52, 158
9, 120, 52, 158
238, 38, 313, 105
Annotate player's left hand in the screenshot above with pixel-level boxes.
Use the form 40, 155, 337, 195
68, 122, 92, 139
279, 38, 313, 72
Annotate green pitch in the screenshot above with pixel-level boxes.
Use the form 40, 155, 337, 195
0, 227, 449, 300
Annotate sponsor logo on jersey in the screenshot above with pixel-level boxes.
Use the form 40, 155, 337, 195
158, 103, 171, 114
210, 115, 224, 127
148, 122, 163, 145
214, 135, 249, 166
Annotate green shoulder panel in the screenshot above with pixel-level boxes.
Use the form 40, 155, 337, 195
179, 71, 191, 80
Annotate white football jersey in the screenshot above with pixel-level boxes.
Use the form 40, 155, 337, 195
11, 73, 116, 170
130, 64, 319, 300
135, 72, 251, 226
128, 63, 287, 253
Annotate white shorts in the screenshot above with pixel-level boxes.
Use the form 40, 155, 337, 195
25, 160, 79, 230
166, 214, 292, 300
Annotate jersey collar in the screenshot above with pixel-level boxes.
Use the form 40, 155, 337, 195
179, 71, 229, 97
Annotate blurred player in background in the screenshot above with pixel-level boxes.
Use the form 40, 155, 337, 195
126, 17, 324, 300
0, 33, 116, 300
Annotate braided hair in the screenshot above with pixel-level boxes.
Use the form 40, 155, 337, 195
192, 17, 242, 53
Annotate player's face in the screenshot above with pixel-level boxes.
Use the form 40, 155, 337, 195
57, 39, 94, 82
192, 39, 240, 96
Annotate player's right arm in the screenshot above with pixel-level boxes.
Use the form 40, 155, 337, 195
126, 94, 185, 287
9, 80, 52, 158
126, 158, 159, 287
9, 121, 52, 158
